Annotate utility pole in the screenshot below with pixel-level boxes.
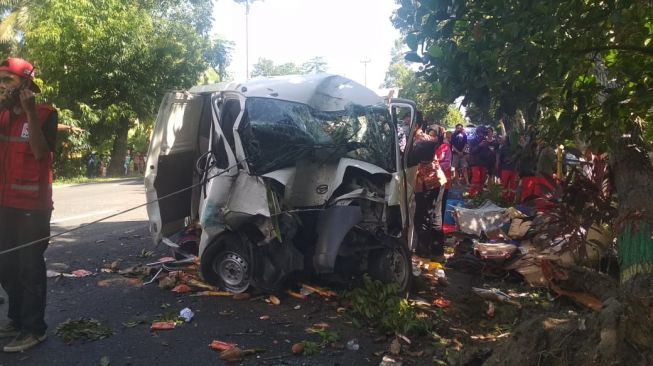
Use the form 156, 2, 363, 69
245, 0, 250, 79
237, 0, 262, 79
360, 58, 371, 87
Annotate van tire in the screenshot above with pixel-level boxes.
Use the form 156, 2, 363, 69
200, 233, 251, 293
367, 241, 412, 294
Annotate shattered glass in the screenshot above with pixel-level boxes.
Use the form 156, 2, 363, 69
240, 97, 396, 175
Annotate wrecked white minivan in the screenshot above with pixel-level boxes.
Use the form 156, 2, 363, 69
145, 74, 418, 293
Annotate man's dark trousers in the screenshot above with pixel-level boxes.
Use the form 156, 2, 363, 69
0, 206, 51, 335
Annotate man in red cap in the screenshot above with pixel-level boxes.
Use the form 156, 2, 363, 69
0, 57, 57, 352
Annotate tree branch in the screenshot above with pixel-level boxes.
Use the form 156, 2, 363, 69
572, 45, 653, 56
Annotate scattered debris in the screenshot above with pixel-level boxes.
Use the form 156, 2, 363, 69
286, 289, 306, 300
99, 356, 110, 366
191, 291, 232, 297
389, 338, 401, 355
472, 287, 522, 308
346, 339, 360, 351
219, 347, 265, 362
301, 283, 337, 298
259, 315, 270, 320
291, 342, 305, 355
267, 295, 281, 305
138, 249, 155, 258
232, 293, 251, 301
56, 318, 114, 344
185, 278, 217, 291
179, 308, 194, 322
379, 355, 403, 366
158, 276, 177, 289
210, 340, 237, 352
432, 298, 451, 309
171, 284, 193, 293
122, 319, 147, 328
150, 321, 176, 331
97, 278, 142, 287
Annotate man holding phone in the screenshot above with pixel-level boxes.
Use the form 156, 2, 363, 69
0, 57, 57, 352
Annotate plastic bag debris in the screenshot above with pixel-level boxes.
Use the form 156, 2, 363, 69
379, 355, 403, 366
346, 339, 360, 351
72, 269, 93, 277
179, 308, 194, 322
472, 287, 521, 308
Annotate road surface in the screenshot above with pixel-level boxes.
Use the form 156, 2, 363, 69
0, 179, 381, 366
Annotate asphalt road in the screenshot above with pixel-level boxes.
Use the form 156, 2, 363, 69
0, 179, 382, 366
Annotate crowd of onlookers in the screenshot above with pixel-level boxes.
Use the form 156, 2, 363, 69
406, 114, 564, 260
84, 149, 146, 178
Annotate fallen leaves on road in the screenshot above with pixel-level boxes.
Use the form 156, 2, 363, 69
266, 295, 281, 305
97, 277, 142, 287
300, 283, 337, 298
56, 318, 114, 344
232, 293, 251, 301
389, 338, 401, 355
191, 291, 233, 297
122, 319, 147, 328
219, 347, 265, 362
286, 289, 306, 300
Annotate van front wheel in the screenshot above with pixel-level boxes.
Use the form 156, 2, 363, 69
367, 242, 412, 294
200, 233, 251, 293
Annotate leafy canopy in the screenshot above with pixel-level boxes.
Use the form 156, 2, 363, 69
392, 0, 653, 148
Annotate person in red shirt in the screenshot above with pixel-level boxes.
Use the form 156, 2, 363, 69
0, 58, 57, 353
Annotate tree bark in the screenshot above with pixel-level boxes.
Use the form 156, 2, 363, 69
610, 129, 653, 316
108, 115, 131, 176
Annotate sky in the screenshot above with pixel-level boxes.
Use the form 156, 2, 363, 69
212, 0, 401, 93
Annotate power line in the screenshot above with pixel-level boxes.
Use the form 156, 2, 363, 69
0, 159, 244, 257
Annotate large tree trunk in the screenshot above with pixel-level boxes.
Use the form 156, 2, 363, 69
108, 116, 130, 176
610, 127, 653, 317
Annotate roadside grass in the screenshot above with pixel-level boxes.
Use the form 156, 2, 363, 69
54, 175, 142, 186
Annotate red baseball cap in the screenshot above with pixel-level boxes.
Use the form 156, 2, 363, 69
0, 57, 40, 93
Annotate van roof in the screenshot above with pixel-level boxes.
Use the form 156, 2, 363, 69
189, 74, 383, 112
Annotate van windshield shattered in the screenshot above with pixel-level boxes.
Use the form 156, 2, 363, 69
239, 97, 396, 174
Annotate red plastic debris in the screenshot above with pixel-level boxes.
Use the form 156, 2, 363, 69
432, 298, 452, 308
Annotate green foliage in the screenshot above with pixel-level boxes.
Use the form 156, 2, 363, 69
382, 38, 461, 126
205, 37, 233, 81
392, 0, 653, 149
56, 318, 114, 344
301, 56, 328, 74
467, 182, 510, 208
19, 0, 223, 176
346, 275, 431, 336
251, 56, 329, 77
302, 341, 321, 356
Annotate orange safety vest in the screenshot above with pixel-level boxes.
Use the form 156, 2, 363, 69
0, 105, 56, 210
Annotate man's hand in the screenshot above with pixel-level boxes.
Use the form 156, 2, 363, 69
19, 88, 36, 112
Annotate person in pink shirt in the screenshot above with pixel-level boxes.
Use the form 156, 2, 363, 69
435, 128, 452, 220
